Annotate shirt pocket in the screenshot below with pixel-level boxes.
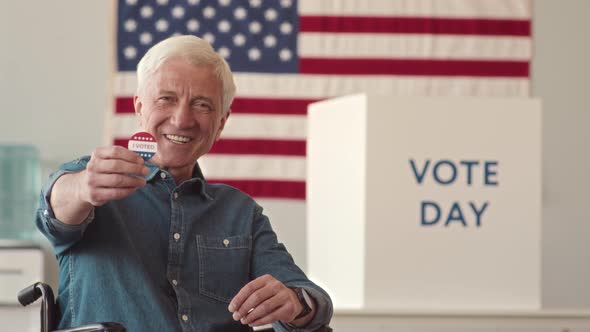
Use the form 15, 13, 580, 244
196, 234, 252, 303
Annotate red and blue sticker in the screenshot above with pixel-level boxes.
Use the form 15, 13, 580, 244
128, 132, 157, 161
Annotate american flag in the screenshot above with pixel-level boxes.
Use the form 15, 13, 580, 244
111, 0, 531, 232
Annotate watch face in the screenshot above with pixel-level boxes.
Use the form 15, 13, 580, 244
300, 288, 313, 307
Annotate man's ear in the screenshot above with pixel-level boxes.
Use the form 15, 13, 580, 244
214, 111, 230, 142
133, 95, 143, 126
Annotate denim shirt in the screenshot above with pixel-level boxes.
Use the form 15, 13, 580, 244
36, 157, 332, 332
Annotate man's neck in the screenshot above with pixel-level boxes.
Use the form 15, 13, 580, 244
152, 162, 197, 185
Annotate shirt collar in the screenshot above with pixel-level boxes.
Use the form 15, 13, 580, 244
145, 161, 213, 200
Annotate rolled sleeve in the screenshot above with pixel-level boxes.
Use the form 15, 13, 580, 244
35, 157, 94, 255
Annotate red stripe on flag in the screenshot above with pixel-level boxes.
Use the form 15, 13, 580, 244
114, 139, 128, 147
210, 139, 306, 156
115, 97, 135, 114
115, 97, 320, 115
208, 179, 306, 199
299, 16, 531, 36
231, 98, 319, 115
112, 139, 306, 199
115, 138, 306, 156
300, 58, 529, 77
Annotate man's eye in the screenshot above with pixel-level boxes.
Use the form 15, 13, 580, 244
158, 96, 174, 102
193, 102, 212, 112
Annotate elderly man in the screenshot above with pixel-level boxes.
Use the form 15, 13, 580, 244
36, 35, 332, 332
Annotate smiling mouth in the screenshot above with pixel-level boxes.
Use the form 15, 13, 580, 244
164, 134, 192, 144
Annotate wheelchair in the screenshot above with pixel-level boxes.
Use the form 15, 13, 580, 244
18, 282, 125, 332
19, 282, 331, 332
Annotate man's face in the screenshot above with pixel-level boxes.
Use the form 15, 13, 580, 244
134, 58, 228, 172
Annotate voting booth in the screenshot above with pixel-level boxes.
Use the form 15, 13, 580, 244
307, 95, 542, 311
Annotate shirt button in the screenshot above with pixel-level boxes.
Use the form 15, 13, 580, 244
160, 172, 166, 179
173, 233, 181, 241
172, 279, 178, 286
182, 314, 189, 322
174, 192, 179, 199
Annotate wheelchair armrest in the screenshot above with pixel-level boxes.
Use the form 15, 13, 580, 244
53, 322, 126, 332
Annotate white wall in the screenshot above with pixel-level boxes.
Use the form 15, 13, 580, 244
533, 0, 590, 308
0, 1, 110, 166
1, 0, 589, 330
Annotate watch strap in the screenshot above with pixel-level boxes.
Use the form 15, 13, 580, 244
290, 287, 313, 320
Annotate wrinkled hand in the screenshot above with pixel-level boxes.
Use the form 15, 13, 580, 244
228, 274, 303, 327
79, 146, 150, 206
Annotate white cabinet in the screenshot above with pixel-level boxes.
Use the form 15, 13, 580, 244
0, 244, 44, 304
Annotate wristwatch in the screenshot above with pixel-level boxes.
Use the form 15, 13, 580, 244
290, 287, 313, 320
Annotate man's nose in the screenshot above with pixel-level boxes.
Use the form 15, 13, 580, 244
170, 104, 195, 128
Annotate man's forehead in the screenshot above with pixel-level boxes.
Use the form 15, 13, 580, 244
149, 64, 220, 89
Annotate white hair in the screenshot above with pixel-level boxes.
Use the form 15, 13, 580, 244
136, 35, 236, 115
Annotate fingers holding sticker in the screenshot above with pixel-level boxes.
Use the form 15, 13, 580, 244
78, 132, 157, 206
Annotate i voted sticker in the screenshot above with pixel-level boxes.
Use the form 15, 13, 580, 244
128, 132, 157, 161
